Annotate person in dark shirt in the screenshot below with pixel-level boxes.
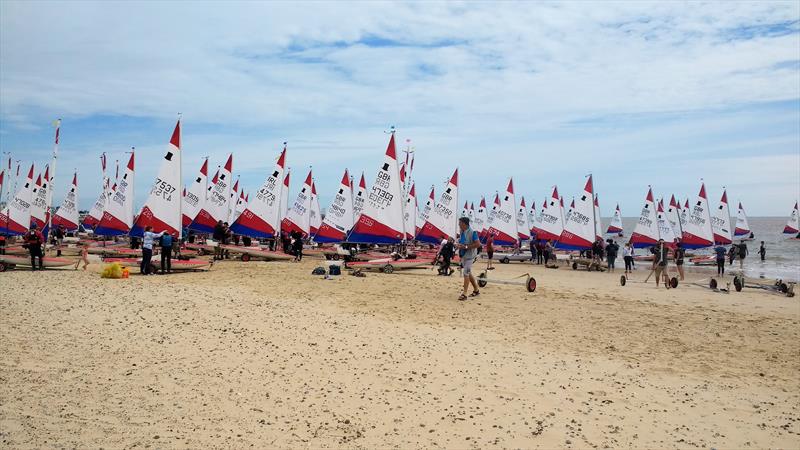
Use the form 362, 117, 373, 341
737, 241, 748, 269
529, 239, 537, 262
605, 239, 618, 272
212, 220, 225, 261
438, 237, 455, 276
714, 245, 727, 276
291, 230, 304, 261
758, 241, 766, 261
673, 239, 686, 280
24, 224, 45, 271
653, 239, 669, 287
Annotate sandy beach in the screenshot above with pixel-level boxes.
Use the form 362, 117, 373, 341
1, 257, 798, 448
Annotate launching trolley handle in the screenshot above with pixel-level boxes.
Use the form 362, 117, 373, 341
477, 271, 537, 292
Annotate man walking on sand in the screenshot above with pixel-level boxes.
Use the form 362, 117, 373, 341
456, 217, 481, 301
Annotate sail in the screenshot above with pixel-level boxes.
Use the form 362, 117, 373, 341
629, 187, 659, 248
667, 195, 683, 236
29, 168, 50, 234
784, 202, 799, 234
558, 176, 596, 250
280, 170, 290, 227
348, 133, 407, 244
711, 189, 732, 245
315, 169, 354, 243
533, 186, 563, 242
468, 202, 475, 222
182, 159, 208, 228
486, 178, 519, 246
309, 181, 322, 236
420, 186, 435, 223
528, 200, 540, 237
131, 120, 182, 237
680, 199, 689, 228
227, 179, 240, 224
607, 204, 623, 234
352, 172, 367, 219
681, 183, 715, 249
231, 147, 286, 238
281, 169, 313, 237
733, 202, 751, 237
656, 199, 677, 245
189, 154, 233, 233
403, 183, 417, 240
593, 195, 602, 241
417, 169, 460, 244
485, 193, 500, 234
516, 196, 530, 241
474, 197, 489, 240
233, 189, 246, 223
95, 152, 135, 236
52, 172, 80, 231
460, 201, 469, 219
0, 164, 34, 235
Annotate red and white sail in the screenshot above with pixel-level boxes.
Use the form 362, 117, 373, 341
516, 196, 531, 241
420, 186, 435, 224
280, 170, 290, 227
182, 159, 208, 228
309, 181, 322, 236
528, 200, 539, 237
533, 186, 564, 242
95, 152, 135, 236
667, 195, 683, 237
656, 199, 677, 245
233, 189, 247, 223
282, 169, 313, 237
681, 183, 715, 249
607, 203, 623, 234
132, 120, 182, 237
680, 199, 689, 228
83, 155, 108, 228
231, 147, 286, 238
228, 178, 240, 224
784, 202, 799, 235
417, 169, 460, 244
629, 187, 659, 248
0, 164, 34, 235
486, 178, 519, 246
29, 167, 50, 233
711, 189, 732, 245
593, 195, 602, 241
315, 169, 354, 243
352, 172, 367, 219
403, 183, 417, 240
558, 176, 596, 250
734, 202, 751, 237
460, 201, 469, 219
52, 172, 80, 231
348, 133, 410, 244
189, 154, 233, 233
474, 197, 489, 239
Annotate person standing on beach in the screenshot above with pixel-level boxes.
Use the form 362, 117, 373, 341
544, 240, 554, 265
758, 241, 766, 261
456, 217, 481, 301
674, 239, 686, 280
622, 242, 633, 274
737, 241, 748, 269
536, 240, 544, 264
727, 245, 736, 266
529, 238, 537, 262
53, 224, 65, 257
485, 234, 494, 270
141, 226, 165, 275
24, 223, 44, 271
653, 239, 669, 287
212, 220, 225, 261
159, 232, 175, 274
605, 239, 618, 272
291, 230, 303, 261
714, 244, 727, 276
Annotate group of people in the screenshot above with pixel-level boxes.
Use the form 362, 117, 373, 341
713, 240, 755, 276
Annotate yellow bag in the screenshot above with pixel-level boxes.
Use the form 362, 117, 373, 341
101, 262, 124, 279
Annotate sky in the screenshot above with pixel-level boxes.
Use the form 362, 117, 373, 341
1, 1, 799, 217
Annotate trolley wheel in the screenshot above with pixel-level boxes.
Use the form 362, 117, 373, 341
572, 262, 578, 270
478, 272, 488, 288
0, 262, 7, 272
733, 276, 743, 292
382, 264, 394, 274
240, 253, 251, 262
709, 278, 718, 290
331, 254, 340, 261
670, 277, 679, 289
526, 277, 537, 292
620, 275, 627, 286
500, 257, 510, 264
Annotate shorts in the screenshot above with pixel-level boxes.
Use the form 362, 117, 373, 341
462, 257, 474, 277
654, 263, 666, 279
486, 251, 493, 260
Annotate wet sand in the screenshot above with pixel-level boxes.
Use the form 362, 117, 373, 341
1, 256, 798, 448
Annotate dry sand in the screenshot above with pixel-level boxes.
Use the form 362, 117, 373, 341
1, 255, 798, 448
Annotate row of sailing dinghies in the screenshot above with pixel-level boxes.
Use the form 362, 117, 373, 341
2, 121, 799, 250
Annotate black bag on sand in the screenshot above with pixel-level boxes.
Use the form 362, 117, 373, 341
312, 267, 326, 275
328, 265, 341, 276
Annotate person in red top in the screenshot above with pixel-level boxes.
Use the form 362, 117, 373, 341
24, 223, 45, 270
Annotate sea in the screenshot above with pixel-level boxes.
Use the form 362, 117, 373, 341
612, 217, 800, 282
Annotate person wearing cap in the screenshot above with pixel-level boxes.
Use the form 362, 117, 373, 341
456, 217, 481, 301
